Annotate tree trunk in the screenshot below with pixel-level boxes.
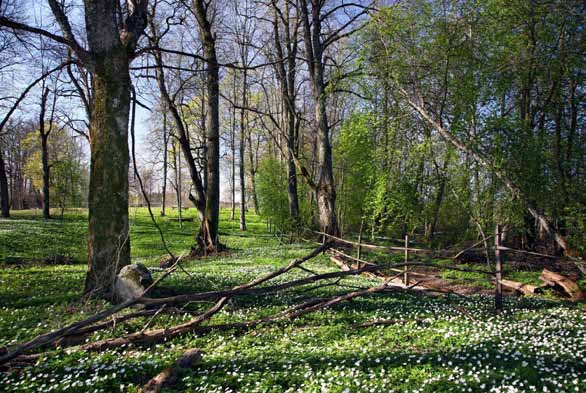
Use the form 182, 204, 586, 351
300, 0, 339, 236
239, 72, 247, 231
41, 134, 50, 220
230, 76, 236, 221
0, 149, 9, 218
148, 37, 210, 249
314, 99, 338, 236
161, 112, 168, 216
193, 0, 221, 247
272, 2, 300, 225
84, 54, 132, 298
247, 132, 259, 214
39, 87, 51, 220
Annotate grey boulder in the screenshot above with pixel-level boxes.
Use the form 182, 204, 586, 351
114, 263, 153, 302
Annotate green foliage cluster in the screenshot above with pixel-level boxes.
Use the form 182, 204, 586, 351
256, 157, 311, 232
22, 126, 88, 211
329, 0, 586, 251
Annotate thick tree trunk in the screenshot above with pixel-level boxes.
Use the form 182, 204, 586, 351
314, 94, 338, 236
203, 56, 220, 246
300, 0, 339, 236
84, 54, 132, 298
194, 0, 221, 247
0, 150, 9, 218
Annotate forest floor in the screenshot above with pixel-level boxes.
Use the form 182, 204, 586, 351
0, 208, 585, 392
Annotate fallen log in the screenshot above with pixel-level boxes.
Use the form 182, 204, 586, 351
139, 348, 202, 393
499, 279, 543, 296
539, 269, 583, 300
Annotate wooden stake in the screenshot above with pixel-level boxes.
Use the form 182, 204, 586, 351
495, 224, 503, 313
404, 234, 409, 285
357, 218, 364, 261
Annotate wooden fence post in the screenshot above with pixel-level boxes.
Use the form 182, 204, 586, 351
404, 234, 409, 285
495, 224, 503, 313
357, 218, 364, 260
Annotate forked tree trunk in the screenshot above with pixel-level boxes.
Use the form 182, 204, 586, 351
314, 95, 339, 236
300, 0, 339, 236
272, 1, 301, 225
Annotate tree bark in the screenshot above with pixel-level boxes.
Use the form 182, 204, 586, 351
247, 132, 260, 214
231, 75, 236, 221
84, 52, 132, 298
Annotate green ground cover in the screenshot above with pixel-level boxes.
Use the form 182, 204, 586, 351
0, 209, 584, 392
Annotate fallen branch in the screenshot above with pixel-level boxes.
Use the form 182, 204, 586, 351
0, 254, 185, 365
139, 348, 202, 393
453, 235, 495, 260
81, 242, 333, 351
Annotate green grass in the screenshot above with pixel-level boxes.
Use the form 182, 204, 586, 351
1, 209, 585, 392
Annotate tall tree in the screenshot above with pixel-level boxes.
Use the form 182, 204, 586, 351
271, 0, 301, 226
1, 0, 149, 297
147, 2, 217, 252
191, 0, 221, 247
